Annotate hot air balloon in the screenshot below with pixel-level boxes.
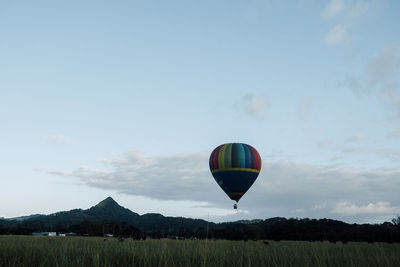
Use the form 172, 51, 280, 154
209, 143, 261, 209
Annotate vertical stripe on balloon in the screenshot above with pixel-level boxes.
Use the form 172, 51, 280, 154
248, 145, 256, 169
212, 145, 222, 170
248, 145, 261, 170
224, 143, 232, 168
218, 144, 227, 169
231, 143, 238, 168
237, 143, 246, 168
243, 144, 252, 169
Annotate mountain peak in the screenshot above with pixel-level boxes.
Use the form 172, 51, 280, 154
95, 197, 120, 209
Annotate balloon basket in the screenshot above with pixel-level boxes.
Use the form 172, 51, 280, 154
233, 204, 237, 209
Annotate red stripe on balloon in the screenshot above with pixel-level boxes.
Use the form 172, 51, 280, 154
211, 145, 223, 170
248, 145, 261, 170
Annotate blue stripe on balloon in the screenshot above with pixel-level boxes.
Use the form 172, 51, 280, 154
243, 144, 252, 169
224, 143, 232, 168
231, 143, 238, 168
237, 143, 245, 168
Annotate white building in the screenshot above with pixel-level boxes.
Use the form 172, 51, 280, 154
32, 232, 57, 236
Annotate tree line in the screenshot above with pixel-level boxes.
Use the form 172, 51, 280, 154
1, 216, 399, 243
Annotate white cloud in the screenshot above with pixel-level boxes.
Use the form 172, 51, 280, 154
375, 148, 400, 161
341, 46, 400, 112
323, 0, 373, 19
46, 151, 400, 223
345, 134, 365, 143
322, 1, 376, 46
332, 201, 399, 215
323, 0, 345, 18
50, 151, 216, 203
325, 24, 348, 45
316, 135, 364, 155
367, 46, 400, 90
45, 134, 72, 144
387, 127, 400, 139
340, 75, 367, 96
312, 203, 328, 211
240, 94, 269, 119
295, 208, 305, 213
316, 135, 400, 166
348, 1, 370, 17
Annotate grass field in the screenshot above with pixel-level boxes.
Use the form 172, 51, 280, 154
0, 236, 399, 267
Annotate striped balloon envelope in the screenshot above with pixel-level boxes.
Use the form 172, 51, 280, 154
209, 143, 261, 204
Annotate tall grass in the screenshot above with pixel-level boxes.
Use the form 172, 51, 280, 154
0, 236, 399, 267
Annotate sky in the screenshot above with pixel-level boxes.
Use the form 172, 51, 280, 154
1, 0, 400, 224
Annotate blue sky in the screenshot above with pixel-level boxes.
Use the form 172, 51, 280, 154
1, 0, 400, 223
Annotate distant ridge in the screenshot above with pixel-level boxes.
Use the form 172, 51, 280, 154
6, 214, 44, 222
1, 197, 399, 242
85, 197, 140, 223
94, 197, 120, 209
0, 197, 211, 233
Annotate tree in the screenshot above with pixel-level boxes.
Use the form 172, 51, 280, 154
392, 216, 400, 226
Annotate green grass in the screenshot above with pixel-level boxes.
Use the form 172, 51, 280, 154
0, 236, 399, 267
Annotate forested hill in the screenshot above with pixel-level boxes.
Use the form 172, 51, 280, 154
0, 197, 212, 234
1, 197, 399, 242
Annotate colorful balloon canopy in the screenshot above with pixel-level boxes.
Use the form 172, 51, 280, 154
209, 143, 261, 203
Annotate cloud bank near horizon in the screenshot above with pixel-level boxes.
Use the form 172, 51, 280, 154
47, 150, 400, 223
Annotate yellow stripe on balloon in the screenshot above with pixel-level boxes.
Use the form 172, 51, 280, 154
225, 143, 232, 168
218, 144, 227, 169
211, 168, 260, 173
227, 192, 244, 197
